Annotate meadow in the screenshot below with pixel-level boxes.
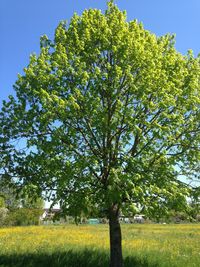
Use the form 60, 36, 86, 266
0, 224, 199, 267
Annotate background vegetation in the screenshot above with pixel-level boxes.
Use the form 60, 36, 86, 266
0, 184, 44, 226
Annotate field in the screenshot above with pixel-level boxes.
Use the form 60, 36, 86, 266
0, 224, 200, 267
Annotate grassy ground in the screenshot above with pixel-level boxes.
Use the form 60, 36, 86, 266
0, 224, 199, 267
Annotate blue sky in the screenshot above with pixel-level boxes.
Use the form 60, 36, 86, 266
1, 0, 200, 105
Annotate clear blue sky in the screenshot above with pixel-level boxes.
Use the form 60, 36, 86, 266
1, 0, 200, 105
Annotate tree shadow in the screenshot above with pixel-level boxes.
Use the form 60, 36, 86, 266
0, 249, 159, 267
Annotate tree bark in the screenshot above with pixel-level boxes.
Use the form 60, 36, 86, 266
109, 204, 123, 267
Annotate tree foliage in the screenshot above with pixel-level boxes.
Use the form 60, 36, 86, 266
0, 197, 5, 208
0, 183, 20, 210
0, 0, 200, 227
4, 208, 42, 226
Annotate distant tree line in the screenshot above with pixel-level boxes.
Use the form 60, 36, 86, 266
0, 182, 44, 226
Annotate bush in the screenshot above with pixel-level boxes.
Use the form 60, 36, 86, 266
196, 214, 200, 222
0, 208, 8, 226
5, 208, 43, 226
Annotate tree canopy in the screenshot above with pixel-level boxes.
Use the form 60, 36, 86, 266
0, 2, 200, 266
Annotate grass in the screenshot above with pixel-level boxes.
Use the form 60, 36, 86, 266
0, 224, 199, 267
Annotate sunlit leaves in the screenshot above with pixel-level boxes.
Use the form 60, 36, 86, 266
0, 1, 200, 218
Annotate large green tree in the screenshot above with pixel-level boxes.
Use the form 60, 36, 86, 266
1, 2, 200, 267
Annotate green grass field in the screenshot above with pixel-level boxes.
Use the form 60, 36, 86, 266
0, 224, 199, 267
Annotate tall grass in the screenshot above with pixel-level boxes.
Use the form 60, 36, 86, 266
0, 224, 199, 267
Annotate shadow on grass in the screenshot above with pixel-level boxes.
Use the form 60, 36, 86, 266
0, 249, 159, 267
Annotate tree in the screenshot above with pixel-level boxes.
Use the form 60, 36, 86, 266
5, 208, 43, 226
21, 195, 44, 209
0, 182, 20, 210
0, 2, 200, 266
189, 189, 200, 221
0, 179, 44, 210
0, 207, 8, 226
0, 181, 44, 226
0, 196, 5, 208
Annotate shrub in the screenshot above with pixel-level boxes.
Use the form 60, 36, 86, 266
5, 208, 43, 226
0, 208, 8, 226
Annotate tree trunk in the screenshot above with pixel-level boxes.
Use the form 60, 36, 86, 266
109, 204, 123, 267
